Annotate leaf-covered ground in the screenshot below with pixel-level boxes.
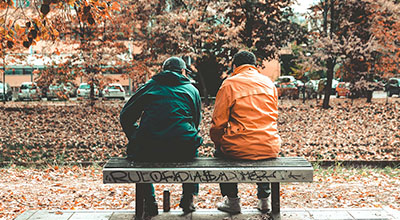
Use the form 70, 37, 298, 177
0, 165, 399, 220
0, 98, 399, 219
0, 98, 399, 163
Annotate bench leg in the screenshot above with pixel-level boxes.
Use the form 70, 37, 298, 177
163, 189, 170, 212
135, 183, 145, 220
271, 182, 281, 220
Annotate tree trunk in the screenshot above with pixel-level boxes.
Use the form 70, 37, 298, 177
323, 59, 334, 109
2, 56, 6, 104
89, 77, 95, 107
366, 90, 373, 103
196, 70, 209, 106
322, 0, 337, 109
90, 83, 94, 100
2, 64, 5, 104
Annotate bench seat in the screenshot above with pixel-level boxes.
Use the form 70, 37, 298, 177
103, 157, 313, 219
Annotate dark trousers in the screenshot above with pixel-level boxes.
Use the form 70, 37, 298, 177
215, 148, 271, 199
142, 183, 199, 204
220, 183, 271, 199
129, 149, 199, 204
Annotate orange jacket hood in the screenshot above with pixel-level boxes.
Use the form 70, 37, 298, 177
210, 65, 281, 160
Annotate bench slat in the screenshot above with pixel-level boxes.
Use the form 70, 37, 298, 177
103, 157, 313, 184
104, 157, 311, 168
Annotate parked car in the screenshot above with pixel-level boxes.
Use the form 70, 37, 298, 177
319, 78, 339, 95
276, 82, 299, 99
64, 82, 77, 97
277, 75, 303, 87
17, 82, 41, 101
277, 75, 296, 84
102, 83, 126, 100
46, 84, 70, 100
305, 80, 319, 99
385, 78, 400, 97
335, 82, 351, 98
0, 82, 13, 101
77, 83, 99, 98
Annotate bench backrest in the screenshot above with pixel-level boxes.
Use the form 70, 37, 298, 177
103, 157, 313, 184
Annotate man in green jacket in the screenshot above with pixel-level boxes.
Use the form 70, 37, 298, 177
120, 57, 203, 217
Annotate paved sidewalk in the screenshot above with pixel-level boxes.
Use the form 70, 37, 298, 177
15, 208, 400, 220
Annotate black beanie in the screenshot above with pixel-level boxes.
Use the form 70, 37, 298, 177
232, 51, 256, 67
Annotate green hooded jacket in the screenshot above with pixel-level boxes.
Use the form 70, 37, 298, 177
120, 70, 203, 161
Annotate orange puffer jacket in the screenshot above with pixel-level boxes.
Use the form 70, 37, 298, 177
210, 65, 281, 160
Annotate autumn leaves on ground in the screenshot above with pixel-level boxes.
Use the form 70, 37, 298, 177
0, 98, 400, 219
1, 99, 399, 163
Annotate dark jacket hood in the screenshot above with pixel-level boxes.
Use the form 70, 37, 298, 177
152, 70, 192, 86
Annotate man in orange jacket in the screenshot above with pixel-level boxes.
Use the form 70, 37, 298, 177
210, 50, 281, 214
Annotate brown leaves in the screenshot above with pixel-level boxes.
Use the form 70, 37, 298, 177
199, 98, 400, 161
0, 166, 399, 219
0, 103, 127, 164
0, 98, 399, 220
277, 99, 400, 161
1, 99, 399, 164
0, 0, 123, 53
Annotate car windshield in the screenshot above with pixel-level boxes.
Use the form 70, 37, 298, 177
109, 85, 120, 89
0, 84, 3, 89
279, 78, 291, 83
79, 84, 91, 89
388, 79, 398, 85
49, 85, 60, 89
21, 84, 35, 89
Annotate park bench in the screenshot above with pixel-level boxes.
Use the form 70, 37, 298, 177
103, 157, 313, 220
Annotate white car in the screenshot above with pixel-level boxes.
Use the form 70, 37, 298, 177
306, 80, 319, 91
305, 80, 319, 98
277, 75, 297, 84
0, 82, 13, 101
320, 78, 340, 94
46, 84, 69, 101
77, 83, 99, 98
278, 75, 304, 87
17, 82, 41, 101
102, 83, 125, 100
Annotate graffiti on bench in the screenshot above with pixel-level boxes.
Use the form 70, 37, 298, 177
103, 169, 311, 183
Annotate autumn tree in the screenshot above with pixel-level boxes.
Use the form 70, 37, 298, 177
131, 0, 297, 103
335, 0, 400, 103
301, 0, 382, 107
0, 0, 51, 103
0, 0, 132, 104
368, 0, 400, 79
301, 0, 400, 107
38, 0, 126, 103
1, 0, 122, 103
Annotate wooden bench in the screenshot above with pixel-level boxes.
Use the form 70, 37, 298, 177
103, 157, 313, 220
